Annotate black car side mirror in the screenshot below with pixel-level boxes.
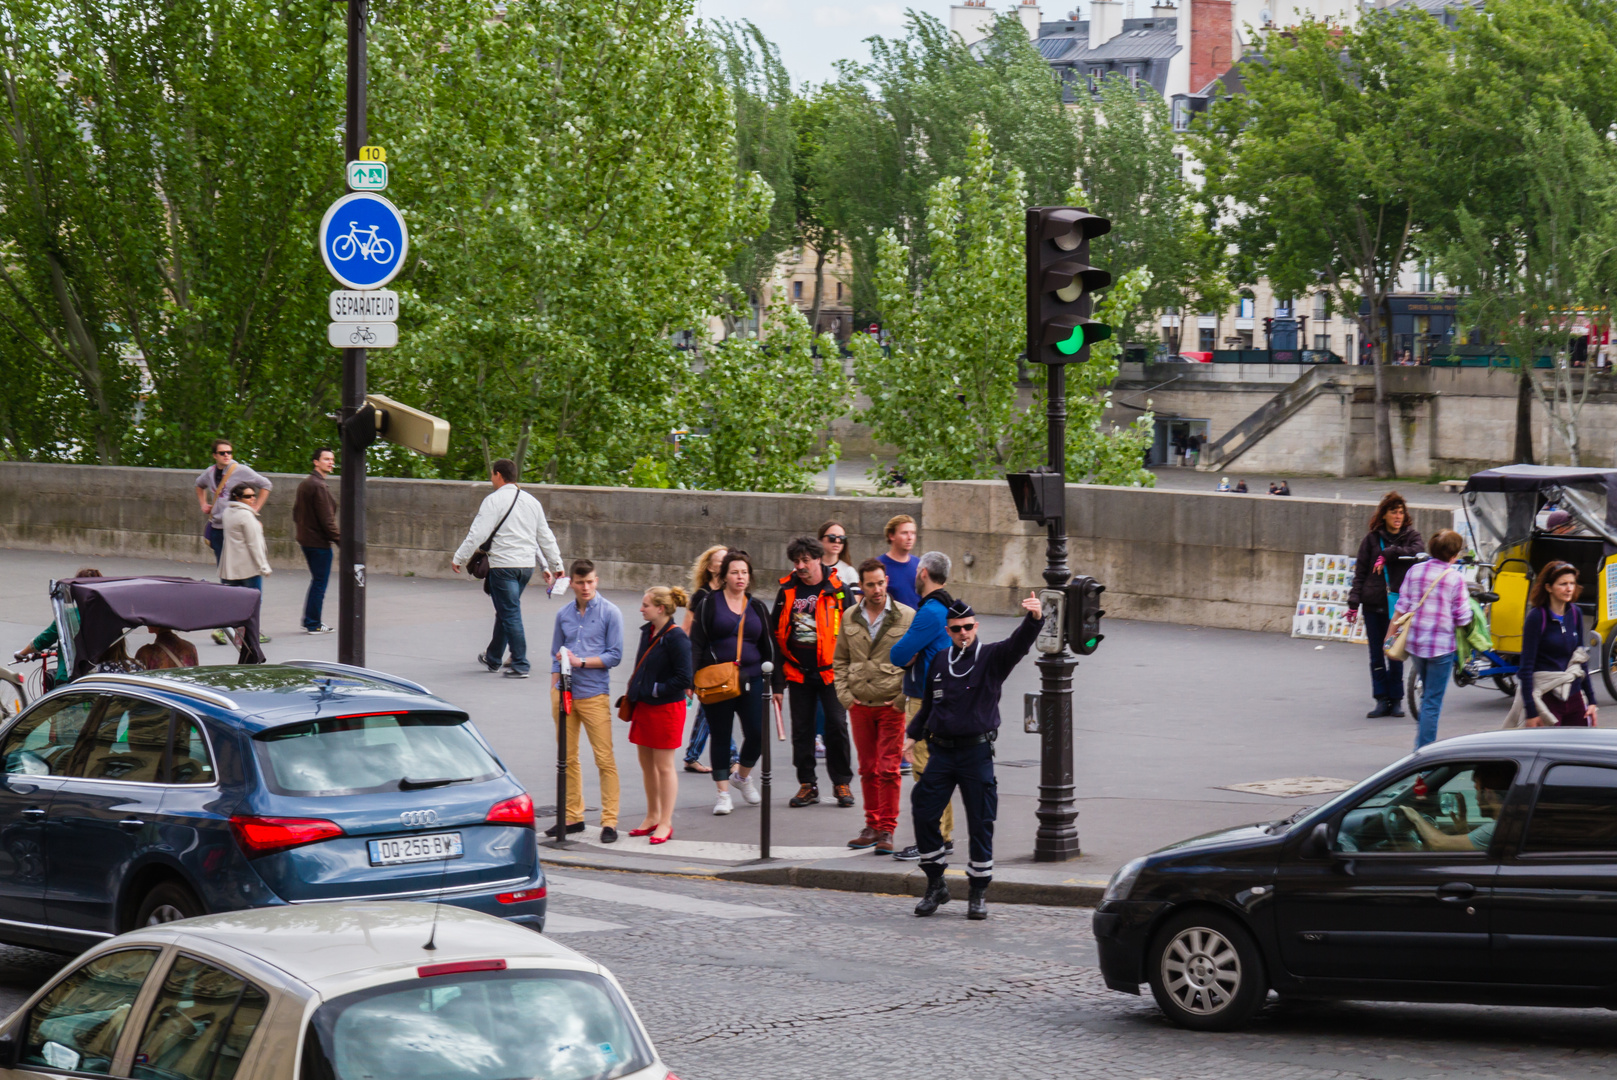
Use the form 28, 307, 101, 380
1300, 821, 1332, 860
0, 1030, 19, 1069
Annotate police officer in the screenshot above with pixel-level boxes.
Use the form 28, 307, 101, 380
902, 592, 1045, 920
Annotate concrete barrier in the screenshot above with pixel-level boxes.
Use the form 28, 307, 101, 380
0, 462, 1450, 629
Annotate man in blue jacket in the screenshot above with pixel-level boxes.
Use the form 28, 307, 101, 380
887, 551, 954, 860
904, 593, 1046, 921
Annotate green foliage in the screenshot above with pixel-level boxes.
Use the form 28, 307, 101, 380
674, 292, 846, 493
852, 130, 1153, 491
369, 0, 758, 485
812, 12, 1079, 321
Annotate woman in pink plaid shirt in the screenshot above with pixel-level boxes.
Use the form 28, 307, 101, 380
1390, 529, 1472, 749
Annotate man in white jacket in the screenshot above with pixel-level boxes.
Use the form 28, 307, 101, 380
452, 458, 565, 679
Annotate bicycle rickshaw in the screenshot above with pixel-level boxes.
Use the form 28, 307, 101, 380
2, 575, 266, 715
1425, 464, 1617, 710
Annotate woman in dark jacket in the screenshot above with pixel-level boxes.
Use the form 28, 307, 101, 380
689, 550, 777, 817
1518, 561, 1599, 728
626, 585, 694, 844
1346, 492, 1425, 717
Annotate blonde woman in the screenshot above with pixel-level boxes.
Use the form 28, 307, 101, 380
626, 586, 692, 844
680, 545, 729, 774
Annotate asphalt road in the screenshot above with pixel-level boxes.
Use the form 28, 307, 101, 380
5, 868, 1612, 1079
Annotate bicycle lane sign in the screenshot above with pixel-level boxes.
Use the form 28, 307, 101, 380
318, 192, 408, 290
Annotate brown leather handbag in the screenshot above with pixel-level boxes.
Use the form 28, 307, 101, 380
616, 624, 669, 721
693, 600, 748, 705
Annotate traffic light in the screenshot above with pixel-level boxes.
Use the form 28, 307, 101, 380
1006, 467, 1064, 525
1066, 575, 1106, 655
339, 394, 451, 457
1027, 207, 1113, 365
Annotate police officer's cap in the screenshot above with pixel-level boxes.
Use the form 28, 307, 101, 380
946, 600, 976, 620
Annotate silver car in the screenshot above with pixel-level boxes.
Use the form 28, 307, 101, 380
0, 902, 673, 1080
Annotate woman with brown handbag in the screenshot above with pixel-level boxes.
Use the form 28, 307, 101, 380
689, 551, 776, 816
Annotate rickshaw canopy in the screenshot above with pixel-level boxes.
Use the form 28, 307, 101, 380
1462, 464, 1617, 567
50, 576, 265, 678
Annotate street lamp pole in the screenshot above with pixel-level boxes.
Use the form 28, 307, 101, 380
338, 0, 368, 667
1033, 355, 1080, 861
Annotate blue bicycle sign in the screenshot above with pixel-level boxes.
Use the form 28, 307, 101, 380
318, 192, 408, 290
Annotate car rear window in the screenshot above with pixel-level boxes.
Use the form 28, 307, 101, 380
304, 969, 653, 1080
254, 713, 500, 796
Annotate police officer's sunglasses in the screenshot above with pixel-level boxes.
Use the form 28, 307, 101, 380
947, 623, 976, 633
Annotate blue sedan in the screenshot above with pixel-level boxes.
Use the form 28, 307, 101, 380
0, 661, 545, 952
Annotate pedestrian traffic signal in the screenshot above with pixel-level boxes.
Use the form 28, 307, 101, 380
1066, 575, 1106, 655
1027, 207, 1112, 365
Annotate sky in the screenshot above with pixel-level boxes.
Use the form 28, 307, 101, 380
692, 0, 1068, 86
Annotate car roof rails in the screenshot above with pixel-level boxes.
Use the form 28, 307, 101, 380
280, 659, 432, 697
73, 673, 240, 711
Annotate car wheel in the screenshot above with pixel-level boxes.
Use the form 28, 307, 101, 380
135, 881, 205, 928
1146, 909, 1266, 1031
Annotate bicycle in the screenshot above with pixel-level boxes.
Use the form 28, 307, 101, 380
330, 221, 394, 265
1, 648, 53, 719
348, 325, 377, 346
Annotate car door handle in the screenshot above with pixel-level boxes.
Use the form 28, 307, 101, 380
118, 818, 146, 832
1437, 882, 1476, 901
20, 807, 45, 821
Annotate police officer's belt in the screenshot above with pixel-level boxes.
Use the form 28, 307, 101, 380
927, 730, 997, 750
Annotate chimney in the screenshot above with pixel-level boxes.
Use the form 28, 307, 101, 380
1152, 3, 1177, 17
1018, 0, 1042, 38
949, 0, 996, 46
1090, 0, 1122, 49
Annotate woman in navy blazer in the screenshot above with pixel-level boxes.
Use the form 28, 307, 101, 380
625, 585, 693, 843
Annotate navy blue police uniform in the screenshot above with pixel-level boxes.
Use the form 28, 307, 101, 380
906, 600, 1042, 917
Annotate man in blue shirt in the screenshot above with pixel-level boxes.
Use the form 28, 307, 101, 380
887, 550, 954, 860
878, 514, 920, 608
550, 559, 625, 843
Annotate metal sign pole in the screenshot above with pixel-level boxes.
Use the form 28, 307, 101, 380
759, 664, 775, 861
337, 0, 369, 667
1034, 358, 1080, 861
553, 665, 571, 849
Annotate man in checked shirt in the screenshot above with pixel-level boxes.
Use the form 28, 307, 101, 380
1389, 529, 1472, 749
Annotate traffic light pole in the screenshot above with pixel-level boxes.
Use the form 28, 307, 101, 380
338, 0, 368, 667
1034, 359, 1081, 862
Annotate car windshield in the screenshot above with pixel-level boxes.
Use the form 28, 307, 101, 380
306, 969, 652, 1080
255, 713, 500, 796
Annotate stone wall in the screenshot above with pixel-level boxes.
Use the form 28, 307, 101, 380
920, 480, 1453, 631
0, 462, 1452, 628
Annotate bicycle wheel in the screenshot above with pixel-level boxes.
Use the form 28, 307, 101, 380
1604, 632, 1617, 703
1494, 673, 1517, 698
369, 237, 394, 263
1407, 667, 1424, 721
331, 234, 358, 262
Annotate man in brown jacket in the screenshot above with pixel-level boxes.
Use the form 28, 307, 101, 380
833, 558, 915, 854
292, 447, 340, 634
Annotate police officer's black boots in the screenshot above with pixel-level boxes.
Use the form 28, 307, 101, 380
914, 865, 950, 916
966, 880, 989, 920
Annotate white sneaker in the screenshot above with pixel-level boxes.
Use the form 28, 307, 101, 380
738, 775, 762, 805
713, 790, 734, 816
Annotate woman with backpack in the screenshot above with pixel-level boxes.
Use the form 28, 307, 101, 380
1513, 560, 1599, 729
1346, 492, 1425, 718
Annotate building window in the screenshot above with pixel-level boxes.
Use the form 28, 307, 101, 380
836, 282, 843, 301
1199, 328, 1216, 351
1124, 64, 1142, 87
793, 281, 803, 300
1313, 293, 1328, 321
1314, 334, 1330, 351
1238, 296, 1255, 319
1171, 96, 1190, 131
1274, 297, 1294, 317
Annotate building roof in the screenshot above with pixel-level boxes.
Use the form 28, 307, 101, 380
1035, 17, 1181, 65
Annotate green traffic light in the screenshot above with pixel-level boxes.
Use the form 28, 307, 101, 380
1084, 637, 1098, 648
1056, 326, 1085, 356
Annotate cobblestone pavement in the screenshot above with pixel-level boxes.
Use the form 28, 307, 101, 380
0, 868, 1614, 1078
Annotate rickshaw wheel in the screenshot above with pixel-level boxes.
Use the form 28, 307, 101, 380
1407, 668, 1423, 720
1493, 675, 1517, 697
1604, 633, 1617, 703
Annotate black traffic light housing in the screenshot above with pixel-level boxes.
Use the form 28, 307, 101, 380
1066, 575, 1106, 655
1006, 467, 1064, 525
1027, 207, 1113, 365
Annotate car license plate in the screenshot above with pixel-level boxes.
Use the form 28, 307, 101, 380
368, 832, 464, 866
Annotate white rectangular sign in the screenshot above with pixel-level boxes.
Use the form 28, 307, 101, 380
328, 322, 398, 349
347, 160, 388, 191
329, 289, 399, 322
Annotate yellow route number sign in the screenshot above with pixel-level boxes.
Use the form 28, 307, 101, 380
358, 145, 386, 162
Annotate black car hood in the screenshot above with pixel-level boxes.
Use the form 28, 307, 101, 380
1153, 821, 1279, 856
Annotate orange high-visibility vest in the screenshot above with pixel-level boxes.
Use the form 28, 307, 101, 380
774, 570, 847, 685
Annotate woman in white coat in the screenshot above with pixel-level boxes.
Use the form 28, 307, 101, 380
219, 482, 273, 645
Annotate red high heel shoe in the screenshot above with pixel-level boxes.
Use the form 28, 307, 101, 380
628, 826, 655, 837
649, 828, 674, 845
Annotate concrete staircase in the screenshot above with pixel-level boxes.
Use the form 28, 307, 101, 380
1196, 365, 1349, 471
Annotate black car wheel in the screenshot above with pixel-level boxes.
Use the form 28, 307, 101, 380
135, 881, 205, 928
1146, 909, 1266, 1031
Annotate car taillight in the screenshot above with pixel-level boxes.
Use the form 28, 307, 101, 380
497, 887, 546, 904
229, 815, 344, 856
486, 792, 534, 826
418, 959, 507, 978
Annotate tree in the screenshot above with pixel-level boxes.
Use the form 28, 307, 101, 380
812, 12, 1079, 322
1195, 14, 1448, 477
1077, 75, 1232, 347
851, 130, 1154, 489
0, 0, 343, 467
369, 0, 762, 485
1444, 104, 1617, 465
791, 87, 842, 336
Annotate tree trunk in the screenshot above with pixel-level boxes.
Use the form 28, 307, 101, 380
809, 247, 826, 338
1513, 364, 1535, 464
1370, 297, 1394, 477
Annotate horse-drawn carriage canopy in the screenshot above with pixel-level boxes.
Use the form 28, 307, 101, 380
50, 575, 264, 678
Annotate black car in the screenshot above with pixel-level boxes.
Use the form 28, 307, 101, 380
1094, 729, 1617, 1030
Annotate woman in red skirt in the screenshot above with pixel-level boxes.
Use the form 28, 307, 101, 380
626, 585, 693, 844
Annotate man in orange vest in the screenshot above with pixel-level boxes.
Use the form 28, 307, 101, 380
771, 536, 858, 808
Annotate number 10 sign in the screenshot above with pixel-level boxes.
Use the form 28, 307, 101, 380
318, 192, 408, 291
